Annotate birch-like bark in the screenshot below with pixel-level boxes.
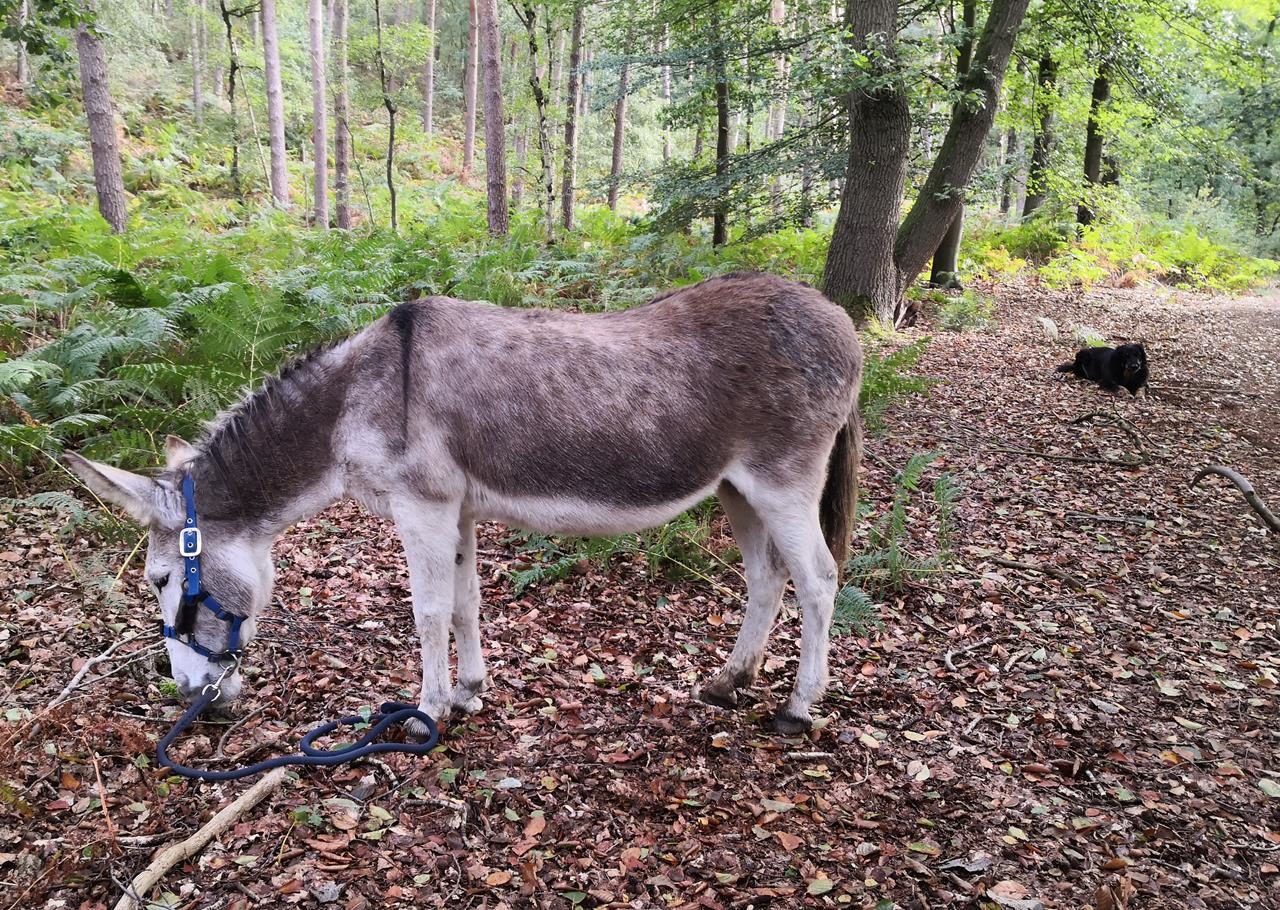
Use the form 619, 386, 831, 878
261, 0, 290, 205
478, 0, 508, 235
309, 0, 328, 227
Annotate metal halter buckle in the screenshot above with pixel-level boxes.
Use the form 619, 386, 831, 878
179, 527, 202, 558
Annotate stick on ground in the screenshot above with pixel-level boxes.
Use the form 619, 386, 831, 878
48, 634, 146, 709
112, 767, 287, 910
1191, 465, 1280, 534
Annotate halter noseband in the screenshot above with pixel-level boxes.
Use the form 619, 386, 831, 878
160, 474, 244, 665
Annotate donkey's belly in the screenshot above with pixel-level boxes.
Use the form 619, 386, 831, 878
465, 478, 721, 536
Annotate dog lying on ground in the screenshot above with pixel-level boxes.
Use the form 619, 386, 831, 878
1056, 343, 1149, 395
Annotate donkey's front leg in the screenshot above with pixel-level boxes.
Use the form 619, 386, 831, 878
394, 501, 462, 727
450, 516, 488, 714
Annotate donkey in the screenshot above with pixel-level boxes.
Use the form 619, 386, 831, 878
65, 272, 863, 733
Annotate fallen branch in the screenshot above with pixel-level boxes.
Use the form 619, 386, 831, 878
988, 445, 1145, 468
48, 634, 148, 709
1070, 411, 1150, 453
943, 637, 993, 672
112, 767, 287, 910
991, 556, 1088, 591
1191, 465, 1280, 534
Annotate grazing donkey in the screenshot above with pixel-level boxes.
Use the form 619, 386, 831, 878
66, 272, 863, 733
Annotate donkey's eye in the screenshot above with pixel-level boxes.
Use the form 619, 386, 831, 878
150, 574, 171, 591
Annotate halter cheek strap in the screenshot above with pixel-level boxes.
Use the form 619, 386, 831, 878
160, 474, 244, 664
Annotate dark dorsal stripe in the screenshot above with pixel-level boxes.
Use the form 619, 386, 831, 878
387, 302, 416, 454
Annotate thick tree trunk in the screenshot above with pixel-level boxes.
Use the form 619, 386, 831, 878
462, 0, 478, 180
516, 2, 555, 240
821, 0, 910, 321
608, 57, 630, 212
478, 0, 508, 236
375, 0, 398, 232
1076, 62, 1110, 226
191, 0, 204, 127
422, 0, 436, 134
309, 0, 328, 227
75, 24, 128, 233
1021, 53, 1056, 218
929, 0, 975, 288
712, 20, 729, 247
561, 3, 583, 230
334, 0, 351, 228
261, 0, 290, 206
894, 0, 1029, 296
825, 0, 1028, 323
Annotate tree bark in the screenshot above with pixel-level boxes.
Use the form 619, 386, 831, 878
375, 0, 398, 232
75, 23, 128, 233
422, 0, 437, 134
334, 0, 351, 228
928, 0, 975, 288
191, 0, 204, 127
15, 0, 30, 87
608, 55, 630, 211
821, 0, 909, 321
261, 0, 290, 206
712, 8, 729, 247
561, 2, 583, 230
478, 0, 508, 236
463, 0, 479, 180
660, 26, 672, 162
824, 0, 1029, 323
515, 1, 555, 240
998, 126, 1017, 214
217, 0, 241, 196
1076, 61, 1110, 227
309, 0, 328, 227
1021, 53, 1056, 218
768, 0, 787, 141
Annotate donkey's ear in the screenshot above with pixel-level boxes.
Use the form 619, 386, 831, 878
63, 452, 170, 525
164, 435, 197, 469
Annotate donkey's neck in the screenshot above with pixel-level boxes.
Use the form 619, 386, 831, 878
189, 343, 353, 534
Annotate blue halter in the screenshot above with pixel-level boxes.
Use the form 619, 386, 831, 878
161, 474, 244, 664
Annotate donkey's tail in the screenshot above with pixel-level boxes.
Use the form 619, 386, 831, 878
820, 411, 862, 579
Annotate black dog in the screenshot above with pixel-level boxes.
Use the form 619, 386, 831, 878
1056, 343, 1149, 395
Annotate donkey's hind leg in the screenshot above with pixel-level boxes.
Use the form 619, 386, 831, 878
450, 515, 488, 714
738, 483, 839, 734
695, 482, 789, 709
394, 500, 463, 730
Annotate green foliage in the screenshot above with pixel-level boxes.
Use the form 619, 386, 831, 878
859, 338, 934, 435
936, 291, 995, 333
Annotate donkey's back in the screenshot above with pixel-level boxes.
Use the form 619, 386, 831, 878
343, 271, 861, 536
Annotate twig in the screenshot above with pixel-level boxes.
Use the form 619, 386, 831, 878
92, 751, 119, 851
1070, 410, 1150, 452
48, 634, 146, 709
943, 637, 993, 672
988, 445, 1145, 468
784, 751, 835, 761
1065, 512, 1152, 526
213, 708, 263, 760
991, 556, 1088, 591
1190, 465, 1280, 534
112, 768, 287, 910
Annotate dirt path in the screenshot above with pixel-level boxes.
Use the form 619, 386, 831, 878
1, 282, 1277, 910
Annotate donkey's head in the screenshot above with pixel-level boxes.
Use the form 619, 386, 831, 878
64, 437, 274, 703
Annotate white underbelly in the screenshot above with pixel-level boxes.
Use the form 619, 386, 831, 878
465, 480, 720, 536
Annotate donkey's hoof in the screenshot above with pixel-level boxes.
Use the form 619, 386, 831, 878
403, 714, 441, 740
450, 692, 484, 715
694, 681, 739, 709
771, 711, 813, 735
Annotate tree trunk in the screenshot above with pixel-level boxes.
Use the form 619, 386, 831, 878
1076, 61, 1110, 226
552, 27, 565, 109
422, 0, 436, 134
768, 0, 786, 140
15, 0, 30, 87
1021, 53, 1056, 218
75, 23, 128, 233
516, 1, 555, 240
821, 0, 909, 321
561, 2, 583, 230
478, 0, 508, 236
217, 0, 241, 196
375, 0, 398, 232
929, 0, 975, 288
998, 125, 1017, 214
191, 0, 204, 127
608, 56, 630, 211
712, 10, 729, 247
334, 0, 351, 228
261, 0, 290, 206
309, 0, 328, 227
462, 0, 478, 180
660, 26, 672, 162
825, 0, 1029, 323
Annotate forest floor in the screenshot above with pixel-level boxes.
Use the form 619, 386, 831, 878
2, 279, 1279, 910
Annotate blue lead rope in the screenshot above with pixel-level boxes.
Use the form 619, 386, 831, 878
157, 691, 440, 781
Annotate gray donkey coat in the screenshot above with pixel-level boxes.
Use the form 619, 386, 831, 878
66, 272, 864, 733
